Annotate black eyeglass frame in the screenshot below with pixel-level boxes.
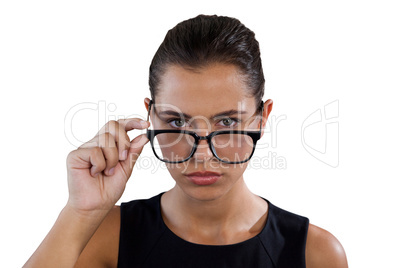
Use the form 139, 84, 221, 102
146, 100, 264, 164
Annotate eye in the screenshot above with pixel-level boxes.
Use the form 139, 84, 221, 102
168, 119, 188, 128
217, 118, 239, 127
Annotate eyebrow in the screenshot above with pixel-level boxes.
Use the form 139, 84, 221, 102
156, 109, 247, 120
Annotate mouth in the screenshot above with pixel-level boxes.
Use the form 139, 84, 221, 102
185, 171, 222, 186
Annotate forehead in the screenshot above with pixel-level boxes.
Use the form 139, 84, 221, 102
156, 64, 255, 114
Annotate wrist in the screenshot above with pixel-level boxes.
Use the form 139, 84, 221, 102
23, 203, 112, 267
63, 202, 111, 225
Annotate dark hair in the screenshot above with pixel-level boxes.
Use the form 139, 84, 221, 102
149, 14, 265, 108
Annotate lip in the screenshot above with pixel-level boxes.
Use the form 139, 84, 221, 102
185, 171, 222, 186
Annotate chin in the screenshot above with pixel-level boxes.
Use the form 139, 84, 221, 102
169, 169, 245, 202
175, 183, 231, 202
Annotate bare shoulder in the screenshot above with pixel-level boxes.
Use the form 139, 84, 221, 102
306, 224, 348, 268
74, 206, 121, 268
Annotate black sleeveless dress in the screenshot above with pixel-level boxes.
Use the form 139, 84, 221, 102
118, 192, 309, 268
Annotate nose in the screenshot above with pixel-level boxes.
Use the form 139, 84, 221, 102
193, 137, 213, 162
191, 121, 213, 161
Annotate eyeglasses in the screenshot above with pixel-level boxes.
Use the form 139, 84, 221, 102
146, 100, 264, 164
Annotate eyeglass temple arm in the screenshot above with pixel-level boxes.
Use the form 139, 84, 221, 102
259, 100, 264, 133
147, 99, 153, 122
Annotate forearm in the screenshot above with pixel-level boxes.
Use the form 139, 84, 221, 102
23, 205, 108, 268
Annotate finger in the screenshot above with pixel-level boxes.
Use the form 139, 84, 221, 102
98, 133, 119, 176
116, 119, 149, 160
88, 147, 107, 177
67, 147, 106, 177
103, 120, 131, 161
99, 119, 149, 161
120, 134, 149, 180
78, 136, 99, 150
117, 118, 149, 132
99, 119, 148, 134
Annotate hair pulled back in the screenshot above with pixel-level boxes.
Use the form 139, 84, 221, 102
149, 15, 265, 107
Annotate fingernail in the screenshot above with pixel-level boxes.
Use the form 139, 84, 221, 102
108, 168, 115, 176
140, 120, 148, 127
121, 150, 128, 161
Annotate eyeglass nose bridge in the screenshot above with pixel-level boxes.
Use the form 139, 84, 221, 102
192, 134, 215, 153
192, 133, 213, 149
191, 133, 216, 161
191, 131, 214, 142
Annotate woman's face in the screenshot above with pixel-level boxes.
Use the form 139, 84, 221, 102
146, 63, 267, 201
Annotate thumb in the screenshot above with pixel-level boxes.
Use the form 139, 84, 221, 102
120, 134, 149, 178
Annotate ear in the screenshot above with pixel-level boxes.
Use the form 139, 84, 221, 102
144, 97, 151, 112
260, 99, 273, 138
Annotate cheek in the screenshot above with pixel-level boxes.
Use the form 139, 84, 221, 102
224, 163, 249, 179
165, 163, 189, 180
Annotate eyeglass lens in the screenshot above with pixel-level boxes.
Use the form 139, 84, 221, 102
151, 132, 254, 163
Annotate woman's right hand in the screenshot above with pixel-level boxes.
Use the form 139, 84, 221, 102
66, 118, 149, 216
23, 119, 149, 268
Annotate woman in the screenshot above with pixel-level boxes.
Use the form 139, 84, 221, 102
24, 15, 348, 267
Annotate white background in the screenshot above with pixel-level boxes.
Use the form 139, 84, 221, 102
1, 1, 401, 267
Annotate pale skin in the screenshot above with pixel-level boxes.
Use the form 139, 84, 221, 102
24, 64, 348, 268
